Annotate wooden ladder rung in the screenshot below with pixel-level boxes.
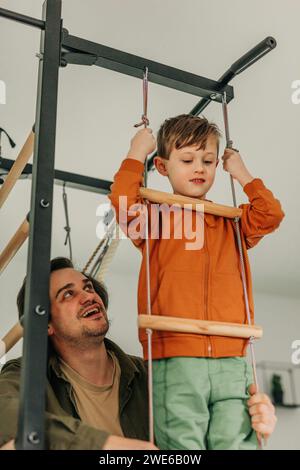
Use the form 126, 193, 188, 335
138, 314, 263, 339
140, 187, 242, 219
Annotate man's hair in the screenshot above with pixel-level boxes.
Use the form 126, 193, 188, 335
157, 114, 221, 159
17, 257, 109, 320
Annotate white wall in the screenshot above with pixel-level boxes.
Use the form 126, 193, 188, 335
251, 292, 300, 450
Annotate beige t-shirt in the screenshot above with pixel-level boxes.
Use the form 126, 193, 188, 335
59, 351, 124, 437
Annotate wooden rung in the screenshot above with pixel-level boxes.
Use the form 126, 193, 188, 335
140, 187, 242, 219
0, 440, 15, 450
0, 130, 34, 209
138, 314, 263, 339
0, 322, 23, 360
0, 218, 29, 275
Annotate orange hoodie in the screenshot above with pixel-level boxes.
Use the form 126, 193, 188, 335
109, 158, 285, 360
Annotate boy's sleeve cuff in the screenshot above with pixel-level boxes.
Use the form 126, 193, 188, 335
243, 178, 265, 198
119, 158, 145, 174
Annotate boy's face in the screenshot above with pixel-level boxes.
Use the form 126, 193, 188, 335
154, 134, 219, 199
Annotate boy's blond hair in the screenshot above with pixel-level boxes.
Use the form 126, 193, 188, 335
157, 114, 221, 159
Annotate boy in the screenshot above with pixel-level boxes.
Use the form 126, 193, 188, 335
109, 114, 284, 450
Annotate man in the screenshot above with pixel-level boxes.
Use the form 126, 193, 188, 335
0, 258, 276, 450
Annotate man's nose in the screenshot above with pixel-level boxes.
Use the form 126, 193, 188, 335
79, 290, 94, 304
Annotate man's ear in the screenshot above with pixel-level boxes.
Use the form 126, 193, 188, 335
48, 322, 54, 337
154, 156, 169, 176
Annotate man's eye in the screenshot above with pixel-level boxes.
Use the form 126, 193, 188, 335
85, 283, 94, 291
63, 290, 73, 299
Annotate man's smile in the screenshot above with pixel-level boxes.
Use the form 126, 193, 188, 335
80, 303, 104, 320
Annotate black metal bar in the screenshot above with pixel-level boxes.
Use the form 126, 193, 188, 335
0, 7, 45, 30
147, 36, 277, 170
226, 36, 276, 76
190, 36, 277, 117
62, 31, 233, 103
15, 0, 62, 450
0, 158, 112, 195
61, 52, 98, 67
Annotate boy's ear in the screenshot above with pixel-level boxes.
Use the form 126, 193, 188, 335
154, 156, 169, 176
216, 159, 219, 167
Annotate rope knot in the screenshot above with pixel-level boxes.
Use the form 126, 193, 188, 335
134, 114, 149, 128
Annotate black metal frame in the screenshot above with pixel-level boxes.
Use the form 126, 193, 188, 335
0, 0, 277, 450
60, 30, 233, 102
13, 0, 62, 450
0, 7, 45, 29
0, 158, 112, 195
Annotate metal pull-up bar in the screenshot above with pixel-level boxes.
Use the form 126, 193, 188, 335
147, 36, 277, 171
190, 36, 277, 116
0, 7, 45, 29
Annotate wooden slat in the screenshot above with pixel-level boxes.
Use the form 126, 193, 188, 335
0, 130, 34, 208
138, 314, 262, 339
0, 218, 29, 275
140, 187, 242, 219
0, 322, 23, 359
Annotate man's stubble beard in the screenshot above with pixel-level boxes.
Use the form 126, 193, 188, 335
81, 319, 110, 340
55, 315, 110, 349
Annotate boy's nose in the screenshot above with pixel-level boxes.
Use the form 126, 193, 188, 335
193, 157, 205, 173
194, 163, 205, 173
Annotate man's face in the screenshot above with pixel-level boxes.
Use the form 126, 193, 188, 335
48, 268, 109, 348
156, 135, 219, 199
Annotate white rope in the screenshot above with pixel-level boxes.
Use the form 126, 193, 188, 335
134, 67, 154, 444
222, 92, 264, 449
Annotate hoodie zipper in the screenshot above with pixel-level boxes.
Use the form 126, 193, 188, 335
204, 221, 212, 357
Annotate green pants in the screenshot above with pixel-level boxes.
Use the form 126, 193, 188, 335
153, 356, 258, 450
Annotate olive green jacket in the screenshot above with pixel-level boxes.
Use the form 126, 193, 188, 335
0, 339, 149, 449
